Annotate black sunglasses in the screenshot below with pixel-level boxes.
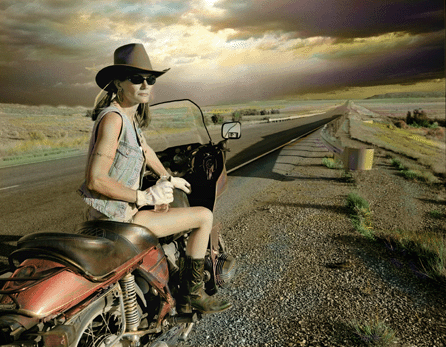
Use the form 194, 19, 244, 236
127, 75, 156, 85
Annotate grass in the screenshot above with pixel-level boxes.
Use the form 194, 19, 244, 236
348, 109, 445, 177
350, 317, 396, 346
408, 120, 439, 129
378, 229, 446, 280
0, 130, 89, 156
389, 157, 439, 184
346, 192, 375, 240
322, 157, 343, 169
0, 103, 92, 166
346, 191, 446, 280
430, 210, 444, 219
358, 122, 440, 157
355, 97, 445, 120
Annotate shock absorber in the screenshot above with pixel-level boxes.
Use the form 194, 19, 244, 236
119, 273, 140, 332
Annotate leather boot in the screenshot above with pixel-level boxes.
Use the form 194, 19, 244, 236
178, 256, 232, 314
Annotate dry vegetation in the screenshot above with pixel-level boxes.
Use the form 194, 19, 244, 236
325, 98, 446, 283
355, 97, 446, 121
348, 99, 446, 178
0, 103, 92, 166
1, 98, 444, 171
0, 100, 341, 167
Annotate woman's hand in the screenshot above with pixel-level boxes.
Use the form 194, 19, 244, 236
170, 177, 192, 194
137, 180, 174, 207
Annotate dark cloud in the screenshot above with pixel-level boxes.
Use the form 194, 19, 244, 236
151, 30, 445, 106
0, 0, 443, 106
202, 0, 444, 40
0, 28, 443, 107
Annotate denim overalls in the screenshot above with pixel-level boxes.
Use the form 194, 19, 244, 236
78, 105, 146, 222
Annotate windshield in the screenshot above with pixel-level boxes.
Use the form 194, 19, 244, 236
144, 99, 211, 152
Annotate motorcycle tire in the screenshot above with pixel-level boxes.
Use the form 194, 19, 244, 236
69, 294, 124, 347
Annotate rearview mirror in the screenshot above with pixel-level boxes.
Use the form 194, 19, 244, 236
221, 122, 241, 139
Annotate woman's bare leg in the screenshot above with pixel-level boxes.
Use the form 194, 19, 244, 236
134, 206, 232, 313
132, 206, 213, 259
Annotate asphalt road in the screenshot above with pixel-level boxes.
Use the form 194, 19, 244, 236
0, 104, 345, 266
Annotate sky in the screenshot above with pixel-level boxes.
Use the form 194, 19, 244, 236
0, 0, 444, 107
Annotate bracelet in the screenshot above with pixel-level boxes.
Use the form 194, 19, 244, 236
159, 175, 172, 182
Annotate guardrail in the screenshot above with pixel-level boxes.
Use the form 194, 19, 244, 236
264, 113, 321, 123
206, 111, 325, 127
320, 124, 344, 155
319, 122, 374, 171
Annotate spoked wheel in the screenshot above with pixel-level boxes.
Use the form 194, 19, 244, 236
71, 295, 126, 347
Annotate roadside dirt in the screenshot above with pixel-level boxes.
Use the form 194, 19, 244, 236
182, 128, 446, 347
1, 102, 445, 346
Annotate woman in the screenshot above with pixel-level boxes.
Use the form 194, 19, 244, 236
79, 43, 231, 314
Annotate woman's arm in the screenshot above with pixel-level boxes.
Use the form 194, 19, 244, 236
86, 112, 137, 203
140, 134, 191, 194
140, 135, 170, 177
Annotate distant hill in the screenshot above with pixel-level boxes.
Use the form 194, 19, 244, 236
366, 91, 445, 99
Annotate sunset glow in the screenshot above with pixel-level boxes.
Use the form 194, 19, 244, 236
0, 0, 443, 106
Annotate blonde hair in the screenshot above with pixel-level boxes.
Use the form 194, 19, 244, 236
90, 80, 151, 129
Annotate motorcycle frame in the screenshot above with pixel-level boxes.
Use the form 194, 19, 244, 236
0, 99, 235, 345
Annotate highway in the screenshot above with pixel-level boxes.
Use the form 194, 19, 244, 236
0, 103, 346, 266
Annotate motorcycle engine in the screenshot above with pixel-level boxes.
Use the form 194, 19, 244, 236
163, 242, 236, 288
205, 253, 236, 288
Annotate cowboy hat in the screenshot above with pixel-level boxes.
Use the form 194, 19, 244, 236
95, 43, 170, 91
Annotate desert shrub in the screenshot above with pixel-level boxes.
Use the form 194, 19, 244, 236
430, 210, 444, 219
434, 118, 446, 127
238, 108, 258, 116
347, 192, 369, 211
58, 130, 68, 138
28, 131, 46, 141
406, 108, 435, 128
346, 192, 374, 239
380, 229, 446, 280
390, 157, 439, 183
350, 317, 396, 346
322, 157, 343, 169
211, 114, 224, 124
7, 130, 21, 139
390, 158, 405, 170
230, 108, 280, 118
393, 119, 407, 129
427, 126, 445, 140
400, 169, 419, 180
231, 111, 242, 122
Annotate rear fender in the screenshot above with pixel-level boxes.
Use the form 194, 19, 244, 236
0, 248, 149, 320
0, 259, 102, 319
138, 245, 169, 293
136, 244, 176, 317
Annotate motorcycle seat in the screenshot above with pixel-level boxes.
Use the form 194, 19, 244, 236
10, 221, 159, 281
76, 220, 159, 254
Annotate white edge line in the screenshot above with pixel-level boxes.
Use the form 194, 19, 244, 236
0, 185, 19, 191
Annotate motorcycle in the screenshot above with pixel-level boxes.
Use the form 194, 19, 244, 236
0, 99, 241, 346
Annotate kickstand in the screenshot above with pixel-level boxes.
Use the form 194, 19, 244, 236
179, 323, 194, 341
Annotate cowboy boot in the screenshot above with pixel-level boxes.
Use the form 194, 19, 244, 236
178, 256, 232, 314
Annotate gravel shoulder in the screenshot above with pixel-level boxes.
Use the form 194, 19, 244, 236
180, 128, 446, 347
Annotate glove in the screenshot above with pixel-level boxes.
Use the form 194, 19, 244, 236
170, 176, 192, 194
136, 179, 174, 207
